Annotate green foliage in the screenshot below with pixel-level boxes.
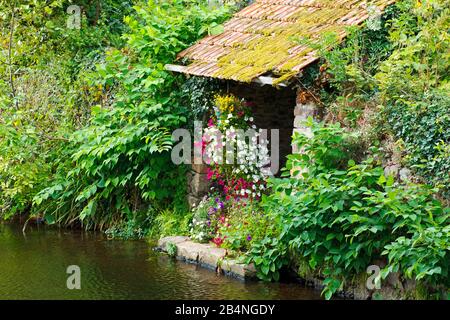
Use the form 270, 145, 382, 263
31, 0, 234, 229
105, 217, 149, 240
376, 0, 450, 196
308, 0, 450, 195
300, 0, 450, 193
383, 92, 450, 194
247, 120, 449, 298
376, 0, 449, 99
297, 4, 396, 106
0, 0, 132, 219
220, 201, 275, 253
148, 208, 192, 239
182, 76, 222, 121
245, 236, 288, 282
166, 242, 178, 258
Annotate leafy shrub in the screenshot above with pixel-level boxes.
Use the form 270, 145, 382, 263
246, 120, 449, 299
245, 237, 288, 282
295, 4, 397, 128
376, 0, 450, 196
32, 0, 234, 229
384, 91, 450, 195
0, 0, 133, 220
105, 217, 149, 240
220, 201, 275, 254
301, 1, 450, 200
148, 208, 192, 239
166, 242, 178, 258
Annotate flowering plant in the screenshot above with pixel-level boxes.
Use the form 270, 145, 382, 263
219, 200, 273, 253
203, 94, 269, 201
190, 94, 271, 247
189, 195, 226, 243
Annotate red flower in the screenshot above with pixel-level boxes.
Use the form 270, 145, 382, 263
212, 237, 224, 247
206, 168, 214, 180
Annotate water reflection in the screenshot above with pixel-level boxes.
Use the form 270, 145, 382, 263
0, 224, 322, 300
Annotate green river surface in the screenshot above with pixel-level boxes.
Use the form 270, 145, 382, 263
0, 223, 322, 300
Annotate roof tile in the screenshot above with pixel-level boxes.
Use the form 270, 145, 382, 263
175, 0, 397, 83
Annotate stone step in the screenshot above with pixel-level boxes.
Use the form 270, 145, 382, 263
157, 236, 256, 280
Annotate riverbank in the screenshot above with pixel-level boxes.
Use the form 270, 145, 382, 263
157, 235, 449, 300
157, 236, 257, 280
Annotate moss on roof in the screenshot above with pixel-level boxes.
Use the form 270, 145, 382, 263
176, 0, 397, 84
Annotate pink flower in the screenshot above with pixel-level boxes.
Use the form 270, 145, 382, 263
212, 237, 224, 247
206, 168, 214, 180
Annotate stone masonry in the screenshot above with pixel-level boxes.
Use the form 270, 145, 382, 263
158, 236, 257, 280
291, 90, 320, 176
187, 163, 209, 207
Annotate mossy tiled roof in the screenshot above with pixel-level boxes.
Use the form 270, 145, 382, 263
176, 0, 396, 84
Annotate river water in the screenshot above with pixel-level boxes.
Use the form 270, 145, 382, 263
0, 223, 322, 300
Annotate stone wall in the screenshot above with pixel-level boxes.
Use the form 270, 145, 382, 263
158, 236, 257, 280
292, 101, 320, 153
187, 164, 209, 207
290, 90, 321, 176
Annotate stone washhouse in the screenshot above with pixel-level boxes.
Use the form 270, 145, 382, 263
166, 0, 397, 205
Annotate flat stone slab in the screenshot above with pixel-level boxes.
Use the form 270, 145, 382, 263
221, 258, 256, 280
157, 236, 189, 251
157, 236, 256, 280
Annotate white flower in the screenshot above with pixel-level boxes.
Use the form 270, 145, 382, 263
249, 117, 254, 122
